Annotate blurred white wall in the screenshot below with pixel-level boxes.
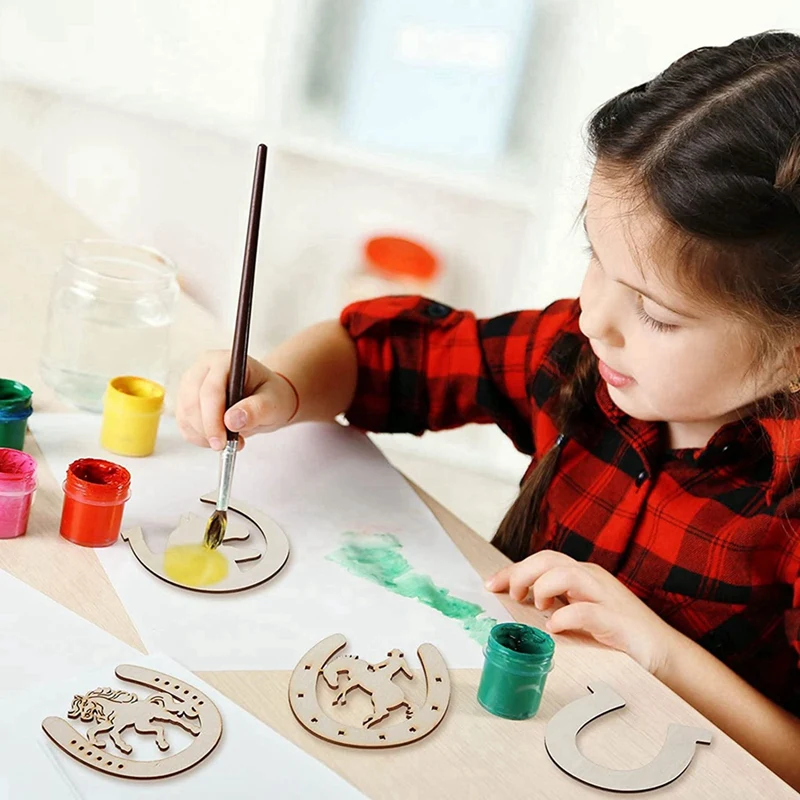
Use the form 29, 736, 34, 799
515, 0, 800, 309
0, 0, 797, 479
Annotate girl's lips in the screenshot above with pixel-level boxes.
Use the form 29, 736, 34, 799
598, 359, 634, 388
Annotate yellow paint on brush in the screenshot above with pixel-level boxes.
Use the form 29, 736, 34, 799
163, 544, 229, 587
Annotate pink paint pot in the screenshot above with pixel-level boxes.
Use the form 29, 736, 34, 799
0, 447, 37, 538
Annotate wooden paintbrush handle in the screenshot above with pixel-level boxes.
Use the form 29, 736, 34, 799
226, 143, 268, 441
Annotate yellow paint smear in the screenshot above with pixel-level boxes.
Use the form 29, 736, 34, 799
163, 544, 229, 587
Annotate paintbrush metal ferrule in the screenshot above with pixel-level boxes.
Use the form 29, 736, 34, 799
216, 439, 237, 512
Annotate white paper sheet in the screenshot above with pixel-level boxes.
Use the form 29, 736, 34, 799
0, 738, 82, 800
0, 569, 139, 692
0, 652, 365, 799
30, 414, 512, 670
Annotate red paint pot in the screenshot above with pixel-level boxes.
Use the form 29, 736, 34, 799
0, 448, 37, 538
60, 458, 131, 547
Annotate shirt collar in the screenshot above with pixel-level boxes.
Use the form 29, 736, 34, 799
595, 382, 800, 504
753, 416, 800, 503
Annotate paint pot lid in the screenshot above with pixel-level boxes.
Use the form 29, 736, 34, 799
364, 236, 439, 281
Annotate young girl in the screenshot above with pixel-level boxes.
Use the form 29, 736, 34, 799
177, 32, 800, 787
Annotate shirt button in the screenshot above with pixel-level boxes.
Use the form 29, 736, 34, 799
635, 470, 648, 487
425, 302, 451, 319
718, 443, 741, 464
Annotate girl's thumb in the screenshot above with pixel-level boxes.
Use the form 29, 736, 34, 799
224, 393, 272, 432
224, 402, 251, 432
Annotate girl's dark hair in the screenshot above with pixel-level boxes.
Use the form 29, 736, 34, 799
492, 31, 800, 562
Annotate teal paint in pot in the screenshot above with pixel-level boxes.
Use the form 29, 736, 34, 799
477, 622, 555, 720
0, 379, 33, 451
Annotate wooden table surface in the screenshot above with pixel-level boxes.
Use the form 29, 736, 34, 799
0, 149, 795, 798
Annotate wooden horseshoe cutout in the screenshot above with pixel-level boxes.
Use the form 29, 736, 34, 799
121, 492, 290, 593
544, 682, 712, 793
42, 665, 223, 780
289, 634, 451, 748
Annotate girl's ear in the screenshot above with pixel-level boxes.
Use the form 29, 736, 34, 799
788, 346, 800, 392
783, 344, 800, 393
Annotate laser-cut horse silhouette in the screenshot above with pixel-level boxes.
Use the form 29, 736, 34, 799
321, 649, 415, 727
68, 687, 201, 754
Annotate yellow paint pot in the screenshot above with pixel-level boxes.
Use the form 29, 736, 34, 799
100, 376, 165, 457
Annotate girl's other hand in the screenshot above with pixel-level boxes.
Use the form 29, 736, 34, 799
486, 550, 677, 674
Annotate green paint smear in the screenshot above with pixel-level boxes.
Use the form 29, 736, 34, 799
327, 532, 497, 645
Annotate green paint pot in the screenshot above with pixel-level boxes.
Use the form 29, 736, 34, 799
0, 380, 32, 451
477, 622, 555, 720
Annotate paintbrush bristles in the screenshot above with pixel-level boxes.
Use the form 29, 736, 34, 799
203, 510, 228, 550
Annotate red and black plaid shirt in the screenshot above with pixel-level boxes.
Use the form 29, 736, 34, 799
340, 295, 800, 714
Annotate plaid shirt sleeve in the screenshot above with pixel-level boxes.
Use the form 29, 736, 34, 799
339, 295, 578, 453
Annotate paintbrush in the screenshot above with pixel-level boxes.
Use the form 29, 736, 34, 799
204, 143, 268, 550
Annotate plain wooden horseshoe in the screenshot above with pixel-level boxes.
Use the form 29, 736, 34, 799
121, 492, 290, 593
544, 682, 712, 793
42, 665, 223, 780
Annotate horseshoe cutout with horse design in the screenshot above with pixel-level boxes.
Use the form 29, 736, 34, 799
121, 492, 290, 593
545, 682, 712, 793
42, 665, 223, 780
289, 634, 451, 748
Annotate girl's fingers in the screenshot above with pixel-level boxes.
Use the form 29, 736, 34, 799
486, 550, 579, 602
546, 601, 611, 637
198, 364, 229, 449
485, 565, 512, 593
176, 417, 211, 449
530, 566, 602, 611
176, 353, 284, 449
176, 362, 211, 444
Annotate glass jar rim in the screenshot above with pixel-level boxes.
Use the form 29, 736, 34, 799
63, 239, 178, 288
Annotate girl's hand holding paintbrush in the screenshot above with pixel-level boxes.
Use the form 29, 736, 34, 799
175, 320, 359, 450
177, 352, 299, 449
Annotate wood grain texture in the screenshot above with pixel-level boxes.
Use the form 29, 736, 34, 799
1, 149, 796, 797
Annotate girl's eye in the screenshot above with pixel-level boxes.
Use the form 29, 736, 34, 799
636, 298, 678, 333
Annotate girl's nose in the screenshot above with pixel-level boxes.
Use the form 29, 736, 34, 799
579, 290, 625, 349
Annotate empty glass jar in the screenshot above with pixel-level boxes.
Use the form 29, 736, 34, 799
40, 240, 179, 412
